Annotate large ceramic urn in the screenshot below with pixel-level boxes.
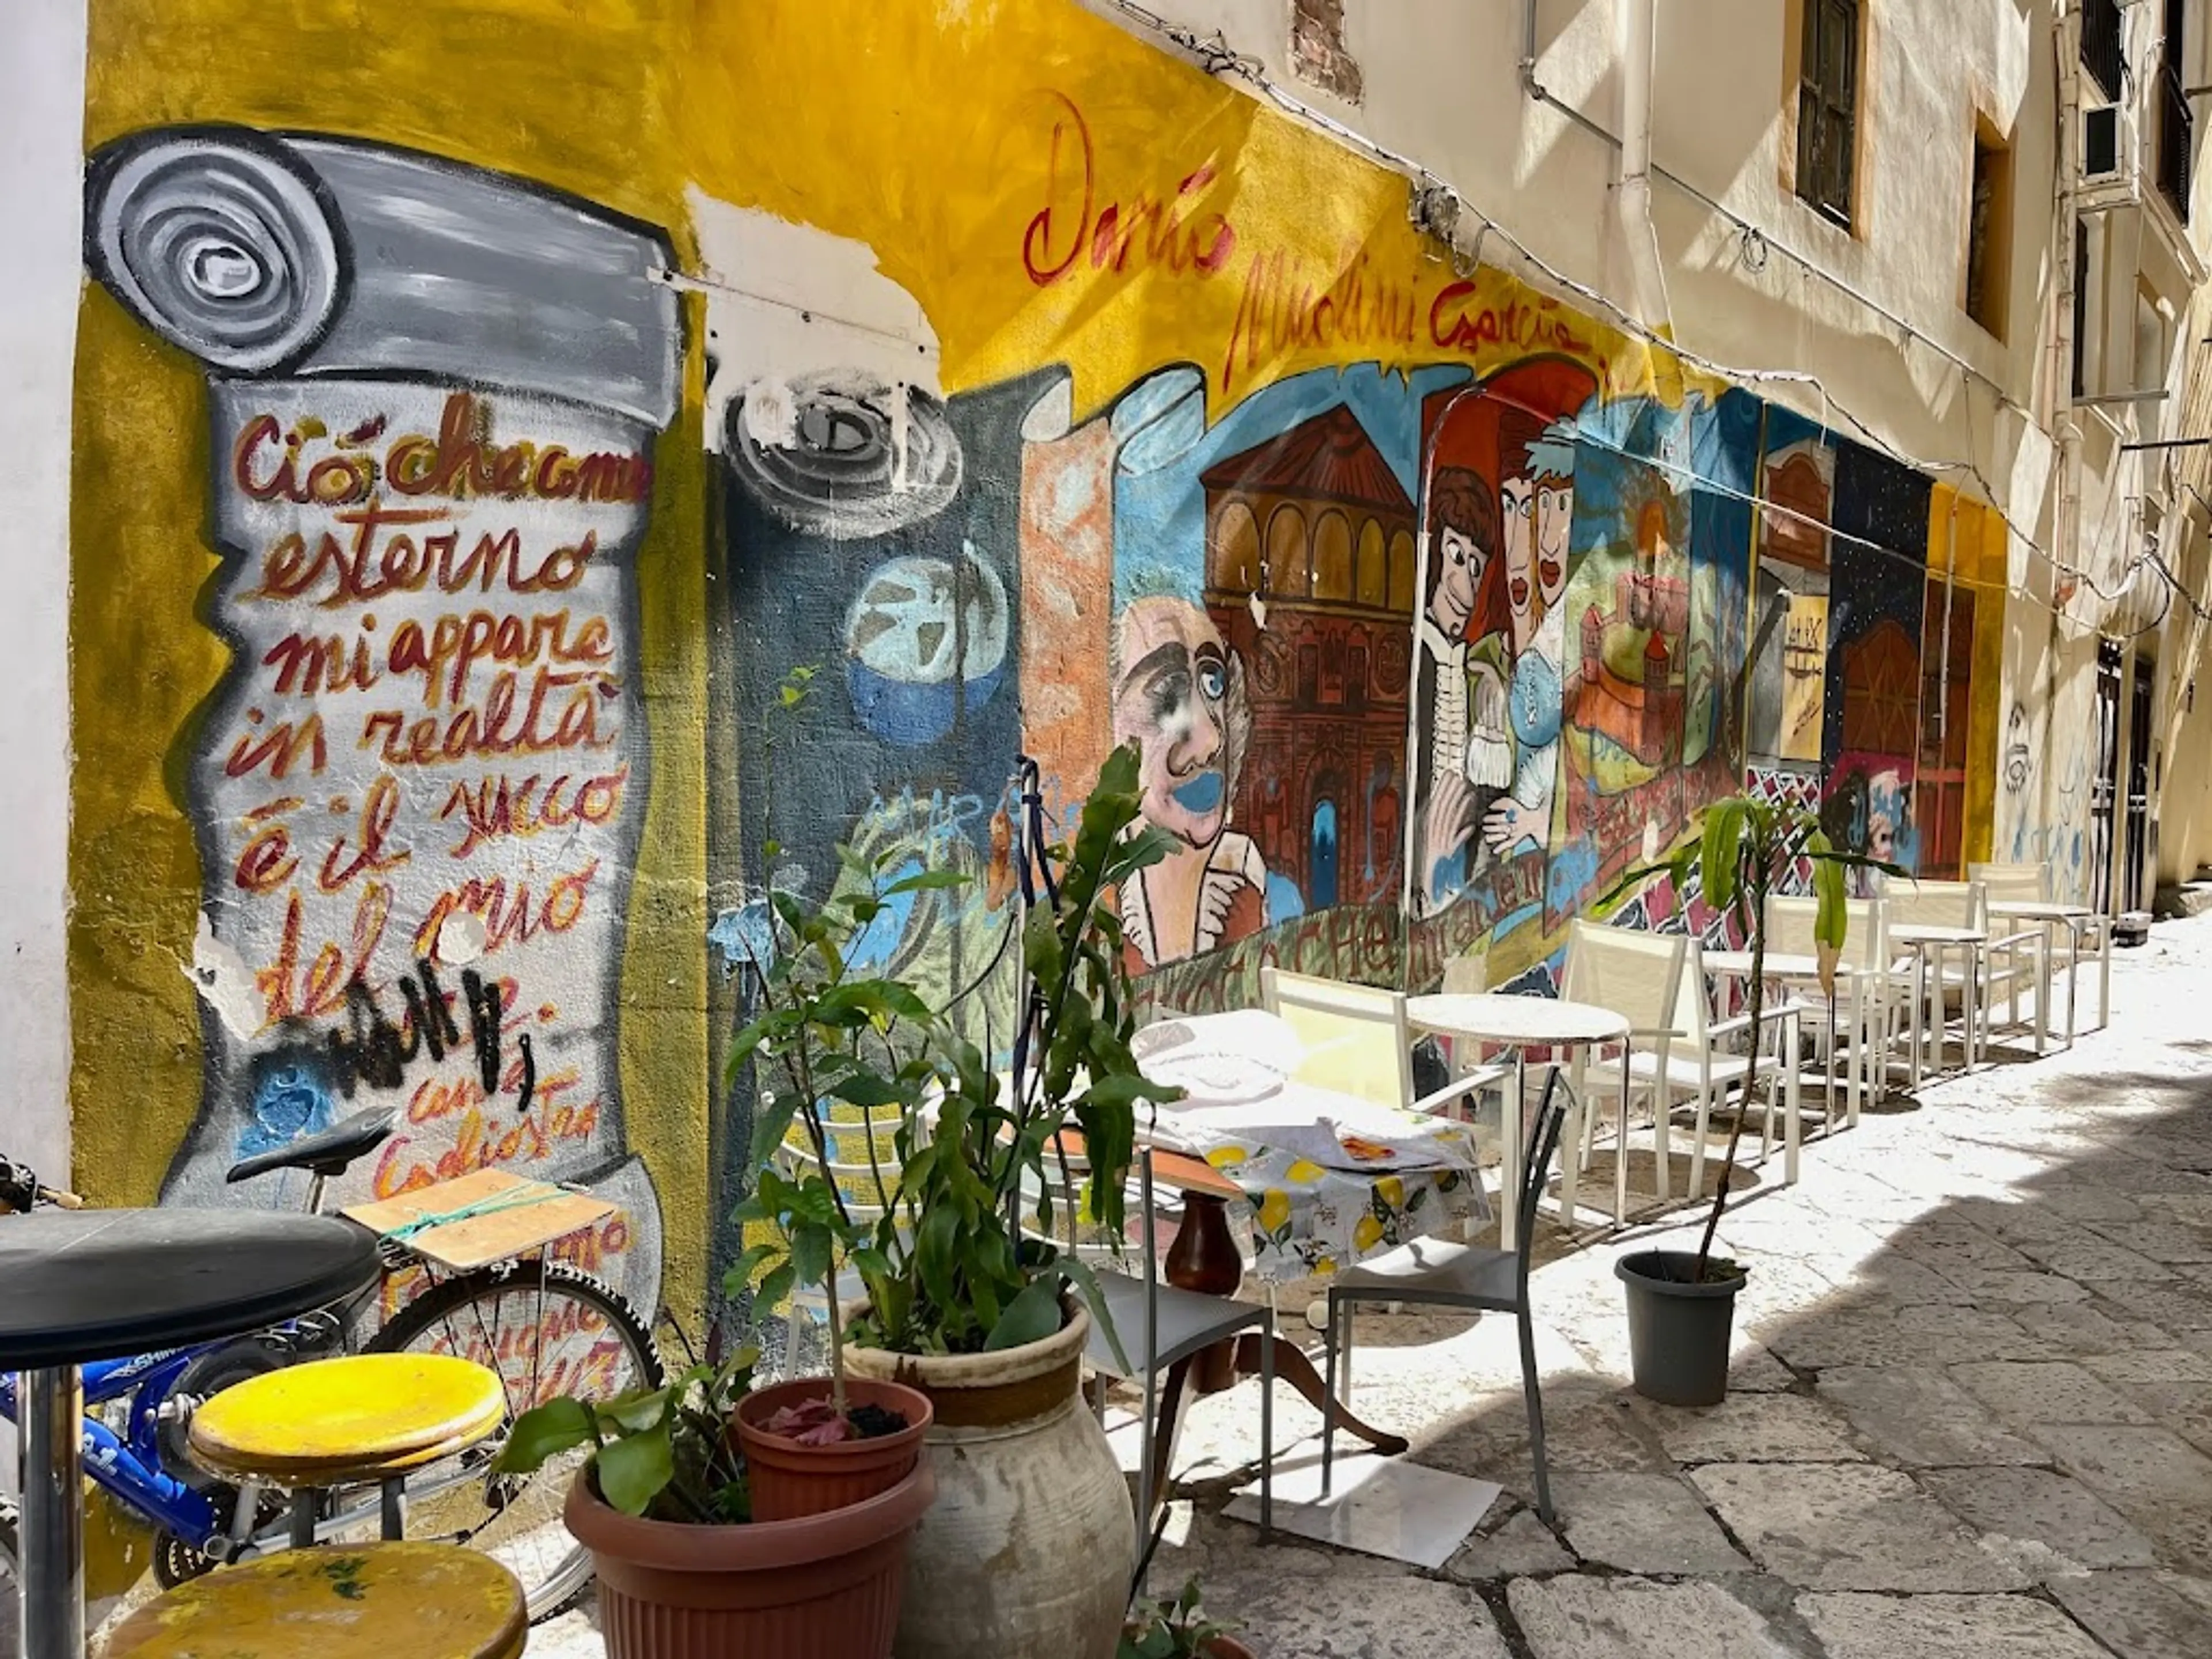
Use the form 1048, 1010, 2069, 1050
845, 1302, 1135, 1659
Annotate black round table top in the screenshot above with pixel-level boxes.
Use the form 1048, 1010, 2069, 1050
0, 1208, 380, 1369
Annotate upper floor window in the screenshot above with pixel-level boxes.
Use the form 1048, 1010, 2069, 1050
1964, 120, 2013, 339
2082, 0, 2125, 102
1796, 0, 1860, 226
2156, 0, 2194, 221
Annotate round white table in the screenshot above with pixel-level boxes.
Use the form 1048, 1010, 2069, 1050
1888, 923, 1987, 1080
1406, 993, 1631, 1242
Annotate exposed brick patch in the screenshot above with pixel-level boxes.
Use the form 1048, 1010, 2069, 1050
1290, 0, 1363, 103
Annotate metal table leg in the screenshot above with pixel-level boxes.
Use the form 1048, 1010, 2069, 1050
21, 1365, 85, 1659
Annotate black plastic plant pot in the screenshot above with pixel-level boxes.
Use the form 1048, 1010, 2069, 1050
1615, 1249, 1746, 1408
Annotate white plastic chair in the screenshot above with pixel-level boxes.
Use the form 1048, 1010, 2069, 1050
1879, 877, 1984, 1081
1620, 935, 1804, 1198
1554, 922, 1686, 1227
1763, 895, 1892, 1128
1970, 859, 2105, 1044
1260, 968, 1503, 1123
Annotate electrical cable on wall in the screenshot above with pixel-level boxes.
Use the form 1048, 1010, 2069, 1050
1096, 0, 2181, 643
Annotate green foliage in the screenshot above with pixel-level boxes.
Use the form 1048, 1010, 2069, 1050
492, 1347, 759, 1525
724, 743, 1181, 1368
720, 838, 940, 1407
1597, 790, 1903, 1281
1120, 1576, 1244, 1659
848, 743, 1182, 1361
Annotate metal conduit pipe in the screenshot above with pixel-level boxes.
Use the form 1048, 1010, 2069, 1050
1516, 0, 2022, 416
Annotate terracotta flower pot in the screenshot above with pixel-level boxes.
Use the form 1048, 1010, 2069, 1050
562, 1456, 934, 1659
732, 1376, 933, 1522
846, 1300, 1134, 1659
1205, 1639, 1258, 1659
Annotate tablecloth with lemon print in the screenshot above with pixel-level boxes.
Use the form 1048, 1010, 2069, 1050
1194, 1124, 1489, 1282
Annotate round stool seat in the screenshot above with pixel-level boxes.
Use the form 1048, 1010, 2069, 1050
104, 1541, 525, 1659
191, 1353, 506, 1484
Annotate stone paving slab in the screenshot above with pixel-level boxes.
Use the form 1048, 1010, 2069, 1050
2048, 1569, 2212, 1659
1948, 1359, 2157, 1427
1636, 1391, 1865, 1464
2032, 1425, 2212, 1562
1550, 1471, 1751, 1574
2084, 1218, 2212, 1263
1919, 1465, 2157, 1570
1796, 1591, 2116, 1659
1815, 1365, 2047, 1467
2082, 1346, 2212, 1383
1506, 1576, 1798, 1659
1442, 1504, 1573, 1580
1691, 1462, 2027, 1592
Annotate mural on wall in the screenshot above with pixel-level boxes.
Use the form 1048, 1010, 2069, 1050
81, 128, 673, 1313
1823, 442, 1933, 877
68, 0, 2033, 1310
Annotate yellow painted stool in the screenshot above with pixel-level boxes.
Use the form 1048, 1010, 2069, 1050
103, 1540, 525, 1659
189, 1353, 507, 1548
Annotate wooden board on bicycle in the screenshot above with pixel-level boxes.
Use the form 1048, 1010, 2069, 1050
343, 1169, 615, 1274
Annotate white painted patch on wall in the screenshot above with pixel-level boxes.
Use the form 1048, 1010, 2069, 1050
186, 911, 262, 1044
433, 911, 488, 967
685, 189, 942, 458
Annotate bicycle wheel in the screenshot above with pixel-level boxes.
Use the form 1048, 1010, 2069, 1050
368, 1258, 663, 1619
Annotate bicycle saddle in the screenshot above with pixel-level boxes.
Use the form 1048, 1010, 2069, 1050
225, 1105, 399, 1184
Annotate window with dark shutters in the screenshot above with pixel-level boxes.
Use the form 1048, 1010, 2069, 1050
1796, 0, 1859, 226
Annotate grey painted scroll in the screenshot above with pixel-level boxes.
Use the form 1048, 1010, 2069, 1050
85, 127, 680, 1317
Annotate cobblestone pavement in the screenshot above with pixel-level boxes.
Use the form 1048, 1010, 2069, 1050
538, 912, 2212, 1659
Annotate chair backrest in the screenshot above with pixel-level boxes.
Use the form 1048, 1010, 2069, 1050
776, 1100, 905, 1225
1764, 894, 1889, 971
1968, 861, 2049, 904
1885, 877, 1984, 931
1559, 920, 1690, 1038
1513, 1069, 1573, 1274
1017, 1139, 1132, 1268
1261, 967, 1413, 1110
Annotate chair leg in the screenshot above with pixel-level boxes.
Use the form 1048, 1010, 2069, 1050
1687, 1086, 1709, 1202
1613, 1070, 1631, 1226
1556, 1096, 1585, 1229
1321, 1291, 1340, 1498
1652, 1085, 1672, 1206
379, 1478, 405, 1542
1258, 1323, 1275, 1540
1518, 1302, 1552, 1525
1783, 1022, 1802, 1185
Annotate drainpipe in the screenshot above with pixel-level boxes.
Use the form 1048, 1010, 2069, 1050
1615, 0, 1676, 374
2054, 1, 2085, 616
1522, 0, 1680, 393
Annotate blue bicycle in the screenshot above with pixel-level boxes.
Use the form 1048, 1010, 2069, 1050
0, 1109, 663, 1630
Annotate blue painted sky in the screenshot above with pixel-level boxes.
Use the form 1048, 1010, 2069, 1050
1109, 362, 1474, 605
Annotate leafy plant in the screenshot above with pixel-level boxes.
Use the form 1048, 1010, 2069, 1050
847, 743, 1183, 1359
722, 664, 948, 1421
1120, 1576, 1244, 1659
492, 1346, 759, 1525
1600, 792, 1899, 1282
721, 858, 944, 1419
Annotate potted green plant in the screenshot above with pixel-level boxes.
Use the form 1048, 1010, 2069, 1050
717, 660, 937, 1520
1120, 1577, 1256, 1659
1599, 791, 1895, 1406
809, 744, 1179, 1659
493, 1345, 934, 1659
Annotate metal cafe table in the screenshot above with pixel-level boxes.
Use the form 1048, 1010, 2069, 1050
1, 1208, 379, 1659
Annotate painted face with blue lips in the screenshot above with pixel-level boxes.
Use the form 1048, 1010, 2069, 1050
1111, 595, 1240, 849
